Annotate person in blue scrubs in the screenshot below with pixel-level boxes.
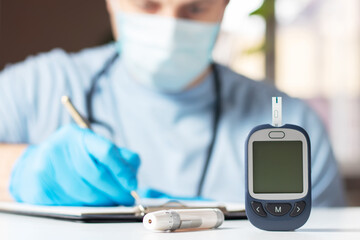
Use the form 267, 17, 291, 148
0, 0, 345, 206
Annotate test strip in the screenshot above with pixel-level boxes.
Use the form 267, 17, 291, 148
272, 97, 282, 127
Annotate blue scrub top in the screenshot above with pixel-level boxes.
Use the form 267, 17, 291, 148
0, 44, 346, 206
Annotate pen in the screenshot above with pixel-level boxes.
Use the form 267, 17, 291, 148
61, 96, 91, 129
61, 95, 145, 215
143, 208, 224, 232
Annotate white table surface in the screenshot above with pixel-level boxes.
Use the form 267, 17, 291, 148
0, 208, 359, 240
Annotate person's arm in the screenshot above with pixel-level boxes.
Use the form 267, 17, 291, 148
0, 144, 27, 201
0, 59, 36, 201
0, 51, 71, 201
308, 118, 347, 207
297, 102, 346, 206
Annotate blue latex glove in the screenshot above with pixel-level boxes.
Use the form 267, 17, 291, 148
9, 124, 140, 206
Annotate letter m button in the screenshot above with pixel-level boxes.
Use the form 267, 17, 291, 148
275, 206, 282, 213
266, 203, 291, 216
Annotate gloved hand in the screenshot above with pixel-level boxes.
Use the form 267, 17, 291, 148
9, 124, 140, 206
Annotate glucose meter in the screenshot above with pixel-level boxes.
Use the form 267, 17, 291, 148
245, 97, 311, 231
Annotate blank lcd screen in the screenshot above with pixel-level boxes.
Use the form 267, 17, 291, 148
253, 141, 303, 193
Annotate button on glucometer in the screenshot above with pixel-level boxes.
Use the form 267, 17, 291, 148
251, 202, 267, 217
266, 203, 291, 216
268, 131, 285, 139
290, 201, 306, 217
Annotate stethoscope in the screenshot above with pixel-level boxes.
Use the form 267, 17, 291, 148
85, 52, 222, 197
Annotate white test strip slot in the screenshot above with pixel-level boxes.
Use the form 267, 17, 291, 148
272, 97, 282, 127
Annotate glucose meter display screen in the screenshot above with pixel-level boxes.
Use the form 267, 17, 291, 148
253, 141, 303, 193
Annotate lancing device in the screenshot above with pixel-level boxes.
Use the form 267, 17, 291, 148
143, 209, 224, 232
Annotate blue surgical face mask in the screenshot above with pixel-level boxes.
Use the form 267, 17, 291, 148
115, 12, 220, 92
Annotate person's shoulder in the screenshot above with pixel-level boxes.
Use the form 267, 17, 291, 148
216, 63, 286, 104
0, 48, 71, 94
1, 43, 117, 91
2, 43, 116, 77
216, 63, 316, 124
1, 48, 68, 76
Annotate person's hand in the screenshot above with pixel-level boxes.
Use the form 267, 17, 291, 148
9, 124, 140, 206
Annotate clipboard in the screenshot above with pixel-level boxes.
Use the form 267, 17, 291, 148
0, 199, 246, 223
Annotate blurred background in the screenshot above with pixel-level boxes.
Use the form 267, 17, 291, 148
0, 0, 359, 204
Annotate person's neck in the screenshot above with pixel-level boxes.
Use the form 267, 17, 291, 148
186, 66, 212, 90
